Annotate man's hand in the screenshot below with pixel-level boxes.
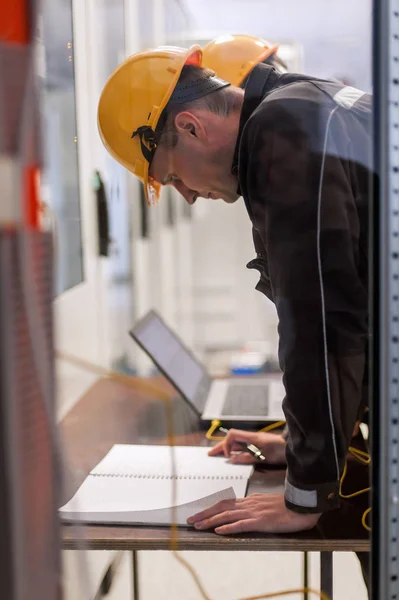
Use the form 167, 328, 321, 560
209, 429, 286, 465
187, 494, 321, 534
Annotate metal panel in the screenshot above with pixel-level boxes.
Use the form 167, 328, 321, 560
373, 0, 399, 597
0, 230, 59, 600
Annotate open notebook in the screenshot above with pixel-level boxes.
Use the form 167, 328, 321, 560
60, 444, 254, 526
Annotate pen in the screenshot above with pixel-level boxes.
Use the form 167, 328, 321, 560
218, 426, 266, 461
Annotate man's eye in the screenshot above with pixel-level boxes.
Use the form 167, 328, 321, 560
167, 175, 179, 184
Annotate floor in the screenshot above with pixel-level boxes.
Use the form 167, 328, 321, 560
88, 549, 368, 599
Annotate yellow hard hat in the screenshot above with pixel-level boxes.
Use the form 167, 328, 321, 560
98, 46, 202, 206
203, 34, 279, 87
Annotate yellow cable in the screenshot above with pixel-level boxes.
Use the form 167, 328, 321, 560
206, 419, 287, 442
340, 447, 371, 533
205, 419, 225, 441
349, 447, 370, 459
339, 462, 371, 500
259, 420, 286, 433
172, 552, 213, 600
348, 446, 371, 465
361, 507, 372, 532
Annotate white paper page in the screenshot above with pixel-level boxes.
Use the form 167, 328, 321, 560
60, 482, 238, 526
91, 444, 253, 481
97, 487, 237, 526
60, 475, 247, 514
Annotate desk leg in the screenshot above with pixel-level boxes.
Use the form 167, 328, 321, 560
132, 551, 139, 600
320, 552, 333, 599
303, 552, 309, 600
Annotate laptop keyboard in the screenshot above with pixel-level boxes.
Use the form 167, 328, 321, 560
221, 384, 269, 416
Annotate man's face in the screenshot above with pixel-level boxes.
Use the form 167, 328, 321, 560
149, 110, 240, 205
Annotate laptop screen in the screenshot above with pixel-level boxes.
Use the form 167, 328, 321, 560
130, 311, 211, 415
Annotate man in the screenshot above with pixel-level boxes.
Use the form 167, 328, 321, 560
194, 35, 371, 551
98, 46, 372, 538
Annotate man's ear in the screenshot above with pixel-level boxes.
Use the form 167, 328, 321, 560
174, 111, 206, 141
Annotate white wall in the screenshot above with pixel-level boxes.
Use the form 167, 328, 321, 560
183, 0, 372, 90
191, 199, 278, 354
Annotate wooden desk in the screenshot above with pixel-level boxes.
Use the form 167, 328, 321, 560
60, 378, 369, 599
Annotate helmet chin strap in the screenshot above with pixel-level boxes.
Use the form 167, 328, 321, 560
131, 126, 158, 163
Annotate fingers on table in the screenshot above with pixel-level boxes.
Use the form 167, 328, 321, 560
215, 519, 261, 535
194, 509, 251, 530
187, 498, 238, 524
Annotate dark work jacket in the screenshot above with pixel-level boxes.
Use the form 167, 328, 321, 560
233, 64, 372, 514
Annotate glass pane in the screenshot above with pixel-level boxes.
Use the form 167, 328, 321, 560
61, 1, 374, 596
38, 0, 83, 295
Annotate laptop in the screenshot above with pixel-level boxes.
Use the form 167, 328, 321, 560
129, 310, 285, 425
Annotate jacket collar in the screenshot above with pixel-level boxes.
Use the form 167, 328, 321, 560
231, 64, 283, 188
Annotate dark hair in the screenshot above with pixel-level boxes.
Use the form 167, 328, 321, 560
158, 65, 242, 148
